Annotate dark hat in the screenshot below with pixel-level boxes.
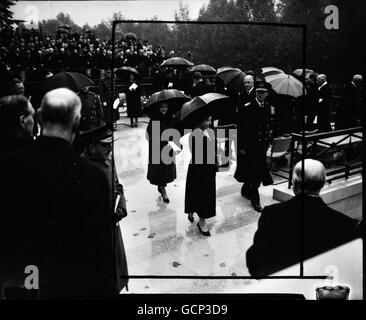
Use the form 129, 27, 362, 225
255, 80, 269, 91
80, 124, 113, 143
192, 71, 203, 80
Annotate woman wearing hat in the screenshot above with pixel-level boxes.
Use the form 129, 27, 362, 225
185, 109, 217, 236
146, 101, 179, 203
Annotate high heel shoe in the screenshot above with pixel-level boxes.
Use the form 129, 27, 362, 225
158, 187, 170, 203
187, 213, 194, 223
197, 222, 211, 237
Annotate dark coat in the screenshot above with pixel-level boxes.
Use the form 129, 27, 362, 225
317, 83, 332, 132
77, 91, 105, 131
81, 153, 128, 292
98, 76, 117, 126
336, 82, 360, 130
234, 99, 273, 187
125, 81, 141, 118
0, 136, 116, 296
185, 128, 217, 219
146, 115, 177, 186
189, 81, 214, 98
246, 194, 361, 277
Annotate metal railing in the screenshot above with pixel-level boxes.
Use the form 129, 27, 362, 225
287, 127, 363, 188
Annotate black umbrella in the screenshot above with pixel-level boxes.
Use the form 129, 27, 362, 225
217, 67, 246, 91
124, 32, 137, 41
143, 89, 190, 117
178, 93, 229, 129
116, 67, 140, 79
43, 71, 94, 93
160, 57, 194, 68
190, 64, 216, 74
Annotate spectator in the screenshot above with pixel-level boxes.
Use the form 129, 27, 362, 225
246, 159, 362, 277
0, 95, 35, 155
336, 74, 363, 130
0, 88, 116, 297
316, 74, 332, 132
188, 71, 213, 98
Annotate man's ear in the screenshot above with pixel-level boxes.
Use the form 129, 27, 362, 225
19, 115, 26, 129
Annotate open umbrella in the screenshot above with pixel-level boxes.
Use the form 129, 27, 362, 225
143, 89, 190, 116
160, 57, 194, 68
265, 73, 306, 98
116, 66, 140, 79
178, 93, 229, 129
43, 71, 94, 93
261, 66, 284, 78
292, 68, 317, 78
216, 67, 246, 91
124, 32, 137, 41
190, 64, 216, 74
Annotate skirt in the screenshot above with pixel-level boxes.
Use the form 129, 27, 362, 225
185, 163, 216, 219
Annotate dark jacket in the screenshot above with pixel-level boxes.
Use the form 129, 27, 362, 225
246, 194, 361, 277
0, 136, 116, 297
317, 83, 332, 132
77, 91, 105, 131
189, 81, 214, 98
336, 82, 360, 130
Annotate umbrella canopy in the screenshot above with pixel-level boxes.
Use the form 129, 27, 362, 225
292, 68, 317, 78
178, 93, 229, 129
265, 73, 306, 98
43, 71, 94, 93
216, 66, 236, 73
160, 57, 194, 68
124, 32, 137, 40
190, 64, 216, 74
216, 67, 246, 91
115, 66, 140, 79
261, 66, 285, 78
143, 89, 190, 116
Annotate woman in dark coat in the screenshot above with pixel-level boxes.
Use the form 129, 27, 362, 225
125, 73, 141, 127
185, 110, 217, 236
146, 102, 178, 203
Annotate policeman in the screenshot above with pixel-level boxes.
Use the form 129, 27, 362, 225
234, 80, 273, 212
77, 86, 105, 132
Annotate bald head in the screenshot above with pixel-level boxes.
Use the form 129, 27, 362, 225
292, 159, 326, 195
352, 74, 363, 85
244, 75, 254, 92
39, 88, 81, 129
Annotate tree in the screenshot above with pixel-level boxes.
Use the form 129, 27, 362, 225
0, 0, 18, 45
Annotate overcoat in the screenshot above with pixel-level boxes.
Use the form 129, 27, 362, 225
234, 99, 273, 187
185, 128, 217, 219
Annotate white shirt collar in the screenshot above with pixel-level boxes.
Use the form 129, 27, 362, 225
256, 98, 264, 106
318, 81, 327, 90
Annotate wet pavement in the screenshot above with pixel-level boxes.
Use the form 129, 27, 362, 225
114, 115, 282, 293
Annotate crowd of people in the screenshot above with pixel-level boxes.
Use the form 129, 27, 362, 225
0, 28, 364, 298
0, 27, 174, 83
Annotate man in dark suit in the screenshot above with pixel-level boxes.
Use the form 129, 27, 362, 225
0, 88, 116, 298
246, 159, 361, 277
239, 74, 256, 105
234, 81, 273, 212
316, 74, 332, 132
336, 74, 363, 130
189, 72, 213, 98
